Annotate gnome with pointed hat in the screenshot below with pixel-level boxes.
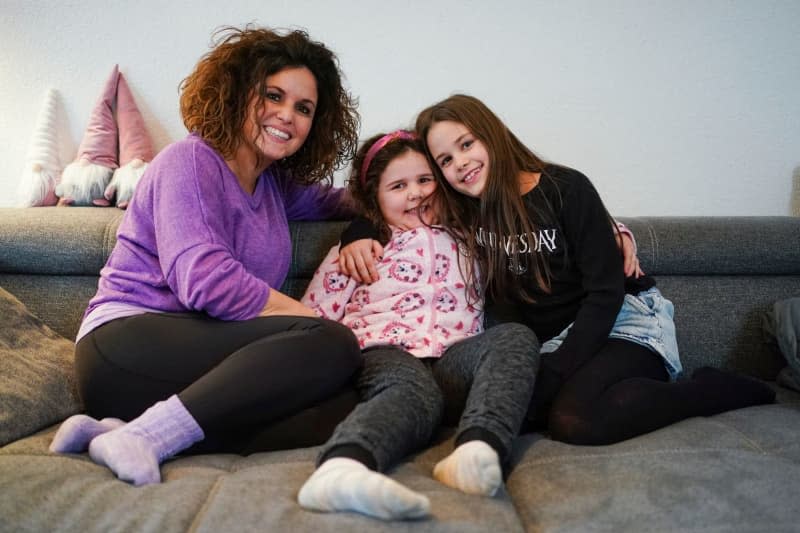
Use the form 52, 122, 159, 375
104, 72, 155, 209
56, 65, 120, 206
16, 88, 63, 207
56, 65, 155, 207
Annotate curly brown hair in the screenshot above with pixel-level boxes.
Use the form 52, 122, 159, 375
180, 25, 360, 185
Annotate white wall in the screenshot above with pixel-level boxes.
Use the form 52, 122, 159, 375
1, 0, 798, 215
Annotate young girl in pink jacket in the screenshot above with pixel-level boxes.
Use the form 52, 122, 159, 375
297, 131, 540, 520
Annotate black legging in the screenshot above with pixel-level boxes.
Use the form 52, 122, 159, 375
526, 338, 775, 445
75, 312, 362, 453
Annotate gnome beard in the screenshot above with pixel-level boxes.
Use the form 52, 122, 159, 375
17, 162, 60, 207
57, 158, 114, 206
105, 158, 147, 209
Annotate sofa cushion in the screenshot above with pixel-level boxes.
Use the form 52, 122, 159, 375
3, 399, 800, 532
0, 286, 82, 446
505, 397, 800, 532
0, 427, 526, 532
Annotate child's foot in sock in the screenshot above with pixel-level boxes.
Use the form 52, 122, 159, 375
298, 457, 430, 520
692, 366, 776, 413
87, 395, 204, 486
433, 440, 502, 496
49, 415, 125, 453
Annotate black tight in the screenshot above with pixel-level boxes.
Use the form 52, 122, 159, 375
526, 339, 775, 445
75, 312, 362, 453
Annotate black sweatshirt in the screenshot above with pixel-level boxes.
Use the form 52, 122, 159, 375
507, 166, 652, 377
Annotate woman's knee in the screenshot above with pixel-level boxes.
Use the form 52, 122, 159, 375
75, 337, 170, 420
312, 318, 363, 370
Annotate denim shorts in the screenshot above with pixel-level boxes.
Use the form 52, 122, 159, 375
540, 287, 682, 380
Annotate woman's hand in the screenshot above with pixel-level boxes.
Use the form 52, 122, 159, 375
338, 239, 384, 284
616, 232, 644, 278
259, 288, 318, 318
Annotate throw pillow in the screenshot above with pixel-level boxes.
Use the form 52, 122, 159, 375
0, 286, 82, 446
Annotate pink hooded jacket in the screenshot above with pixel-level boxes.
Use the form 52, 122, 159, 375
302, 226, 483, 358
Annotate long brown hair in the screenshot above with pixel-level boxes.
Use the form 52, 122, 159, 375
416, 94, 552, 303
179, 25, 359, 185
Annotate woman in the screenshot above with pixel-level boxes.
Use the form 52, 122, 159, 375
49, 26, 363, 486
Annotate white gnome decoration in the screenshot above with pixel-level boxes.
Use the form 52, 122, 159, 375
15, 88, 62, 207
56, 65, 120, 206
104, 73, 154, 209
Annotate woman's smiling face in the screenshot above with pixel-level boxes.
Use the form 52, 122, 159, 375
245, 66, 318, 167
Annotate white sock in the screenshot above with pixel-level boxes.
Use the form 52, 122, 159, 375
433, 440, 502, 496
298, 457, 430, 521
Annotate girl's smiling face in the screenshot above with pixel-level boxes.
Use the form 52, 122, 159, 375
377, 151, 438, 231
427, 120, 490, 198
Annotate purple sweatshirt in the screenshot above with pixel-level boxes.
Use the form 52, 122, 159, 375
78, 134, 352, 340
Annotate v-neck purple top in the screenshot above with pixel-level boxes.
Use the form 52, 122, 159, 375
77, 134, 352, 341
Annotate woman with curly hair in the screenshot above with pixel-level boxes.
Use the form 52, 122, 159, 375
48, 26, 364, 486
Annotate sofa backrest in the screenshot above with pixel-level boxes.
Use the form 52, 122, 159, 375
0, 208, 347, 342
622, 217, 800, 378
1, 208, 799, 379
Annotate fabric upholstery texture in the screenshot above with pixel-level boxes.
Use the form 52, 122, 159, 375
0, 286, 82, 446
2, 399, 800, 532
1, 207, 800, 532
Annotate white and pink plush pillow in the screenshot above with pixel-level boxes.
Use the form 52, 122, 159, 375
15, 89, 62, 207
56, 66, 121, 207
55, 65, 155, 209
103, 73, 155, 209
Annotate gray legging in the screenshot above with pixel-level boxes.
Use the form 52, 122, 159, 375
319, 322, 540, 472
75, 312, 363, 453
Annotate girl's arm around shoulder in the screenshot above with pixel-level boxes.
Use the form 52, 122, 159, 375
338, 215, 384, 283
547, 166, 642, 277
614, 221, 644, 277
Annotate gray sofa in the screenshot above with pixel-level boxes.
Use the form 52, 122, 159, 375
2, 207, 800, 532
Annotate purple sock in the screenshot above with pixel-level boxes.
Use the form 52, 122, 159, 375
49, 415, 125, 453
88, 395, 204, 486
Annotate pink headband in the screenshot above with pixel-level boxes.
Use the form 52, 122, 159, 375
360, 130, 416, 186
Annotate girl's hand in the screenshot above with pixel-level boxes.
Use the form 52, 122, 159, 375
259, 288, 318, 318
338, 239, 384, 284
616, 232, 644, 278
